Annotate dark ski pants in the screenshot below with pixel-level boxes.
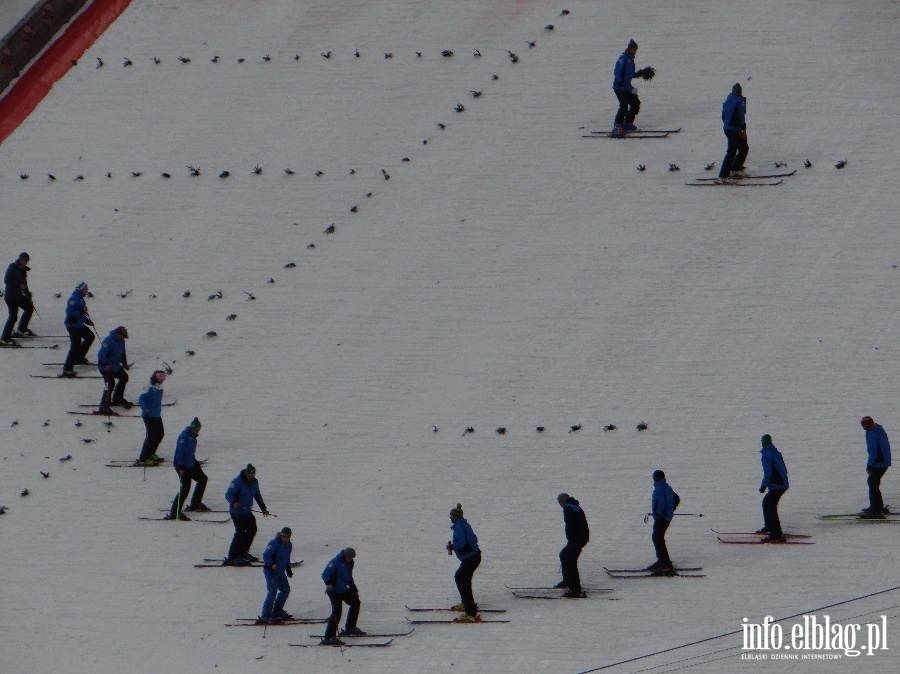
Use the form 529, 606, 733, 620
261, 568, 290, 620
719, 129, 749, 177
559, 542, 585, 594
227, 512, 258, 561
868, 466, 889, 512
63, 325, 94, 372
614, 89, 641, 127
2, 297, 33, 341
324, 589, 361, 639
170, 464, 207, 514
100, 369, 129, 408
652, 518, 671, 566
138, 416, 165, 462
762, 487, 787, 538
454, 551, 481, 616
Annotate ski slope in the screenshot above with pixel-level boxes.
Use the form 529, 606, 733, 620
1, 0, 899, 672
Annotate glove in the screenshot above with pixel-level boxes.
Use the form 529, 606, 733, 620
759, 486, 766, 494
287, 567, 293, 578
738, 130, 747, 141
262, 508, 270, 517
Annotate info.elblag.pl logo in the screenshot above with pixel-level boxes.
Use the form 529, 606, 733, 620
741, 615, 888, 659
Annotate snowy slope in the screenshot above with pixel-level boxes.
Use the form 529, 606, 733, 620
1, 0, 900, 672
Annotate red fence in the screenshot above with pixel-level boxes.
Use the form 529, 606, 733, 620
0, 0, 90, 95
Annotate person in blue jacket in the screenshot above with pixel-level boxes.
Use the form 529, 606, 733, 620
1, 252, 35, 346
165, 418, 208, 519
611, 39, 641, 136
717, 83, 749, 181
758, 434, 789, 542
61, 282, 94, 377
648, 470, 675, 573
260, 527, 294, 624
556, 493, 590, 597
96, 325, 130, 413
224, 464, 270, 566
446, 503, 482, 621
321, 548, 365, 644
861, 416, 891, 516
135, 370, 166, 466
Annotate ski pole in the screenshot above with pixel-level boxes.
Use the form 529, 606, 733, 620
85, 314, 102, 343
175, 479, 183, 537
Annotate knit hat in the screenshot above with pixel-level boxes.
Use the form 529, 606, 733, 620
75, 281, 88, 293
151, 370, 167, 384
761, 434, 772, 446
189, 417, 202, 431
343, 547, 356, 559
652, 470, 666, 482
628, 39, 638, 51
861, 416, 875, 430
280, 527, 292, 538
115, 326, 128, 339
732, 82, 742, 95
245, 463, 256, 476
450, 503, 464, 517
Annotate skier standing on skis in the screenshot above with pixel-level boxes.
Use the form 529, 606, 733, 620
611, 40, 655, 136
648, 470, 675, 574
1, 252, 35, 346
165, 417, 209, 519
321, 547, 366, 644
260, 527, 294, 624
758, 434, 789, 541
96, 326, 130, 412
556, 493, 590, 597
717, 83, 749, 182
61, 282, 94, 377
446, 503, 482, 621
860, 416, 891, 516
135, 370, 166, 466
224, 464, 270, 566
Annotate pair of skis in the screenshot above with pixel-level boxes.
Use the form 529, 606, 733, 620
291, 628, 414, 648
816, 512, 900, 523
713, 529, 813, 545
505, 583, 616, 600
226, 617, 407, 647
584, 127, 681, 140
194, 558, 303, 569
687, 169, 796, 187
405, 605, 508, 624
605, 566, 705, 578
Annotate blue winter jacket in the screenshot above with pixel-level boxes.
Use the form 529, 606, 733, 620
262, 534, 292, 575
760, 445, 789, 491
612, 50, 635, 91
173, 427, 199, 470
866, 425, 892, 469
562, 499, 590, 546
450, 517, 480, 561
652, 480, 675, 522
97, 329, 127, 374
64, 289, 89, 329
322, 551, 357, 593
722, 92, 747, 131
138, 384, 164, 418
226, 470, 267, 515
